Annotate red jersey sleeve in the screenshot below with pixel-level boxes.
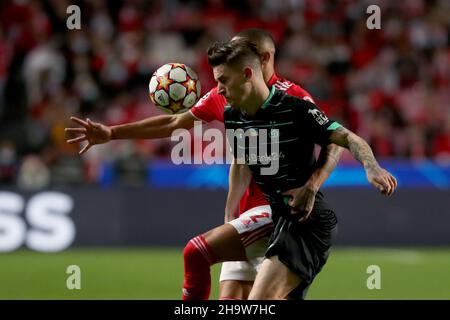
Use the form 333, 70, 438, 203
286, 84, 315, 103
271, 75, 315, 103
189, 87, 227, 123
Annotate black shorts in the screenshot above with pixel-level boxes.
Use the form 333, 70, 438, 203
265, 208, 338, 299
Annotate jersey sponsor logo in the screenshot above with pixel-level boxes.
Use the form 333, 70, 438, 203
246, 151, 285, 163
308, 108, 329, 125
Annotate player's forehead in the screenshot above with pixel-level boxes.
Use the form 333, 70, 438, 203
213, 64, 235, 81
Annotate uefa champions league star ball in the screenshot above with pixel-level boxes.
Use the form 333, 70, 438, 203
149, 63, 201, 114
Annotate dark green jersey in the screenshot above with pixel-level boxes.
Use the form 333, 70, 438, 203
224, 86, 342, 210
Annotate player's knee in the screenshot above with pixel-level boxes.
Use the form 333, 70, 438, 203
219, 280, 252, 300
183, 239, 199, 262
247, 289, 267, 300
248, 289, 284, 300
183, 236, 216, 266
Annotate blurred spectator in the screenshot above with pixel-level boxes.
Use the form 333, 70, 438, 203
17, 154, 50, 190
0, 140, 17, 184
432, 116, 450, 163
0, 0, 448, 185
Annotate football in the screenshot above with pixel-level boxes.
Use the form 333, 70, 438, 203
148, 63, 201, 114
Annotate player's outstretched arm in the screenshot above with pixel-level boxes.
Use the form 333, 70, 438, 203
282, 143, 343, 221
65, 112, 196, 155
329, 127, 397, 196
224, 159, 252, 223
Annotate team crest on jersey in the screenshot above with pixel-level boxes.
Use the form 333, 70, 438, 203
308, 108, 329, 125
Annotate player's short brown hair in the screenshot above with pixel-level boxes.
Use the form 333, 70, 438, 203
234, 28, 276, 54
207, 38, 262, 70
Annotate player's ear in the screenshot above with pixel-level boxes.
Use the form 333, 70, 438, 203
243, 67, 253, 81
260, 52, 270, 64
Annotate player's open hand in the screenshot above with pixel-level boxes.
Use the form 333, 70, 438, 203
366, 166, 397, 196
282, 185, 317, 222
65, 117, 113, 155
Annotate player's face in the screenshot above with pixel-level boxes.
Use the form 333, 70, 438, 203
213, 64, 251, 110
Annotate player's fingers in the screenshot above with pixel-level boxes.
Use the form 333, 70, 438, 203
65, 127, 87, 134
67, 135, 87, 144
390, 174, 398, 191
281, 190, 293, 197
70, 116, 88, 127
385, 175, 395, 196
371, 178, 387, 194
87, 118, 101, 129
384, 175, 396, 194
79, 143, 92, 155
282, 191, 294, 206
375, 176, 389, 194
291, 197, 301, 208
380, 177, 392, 195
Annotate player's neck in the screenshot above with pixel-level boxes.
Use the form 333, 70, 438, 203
243, 82, 271, 116
262, 66, 275, 83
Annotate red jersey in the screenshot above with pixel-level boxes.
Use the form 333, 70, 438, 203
190, 74, 315, 216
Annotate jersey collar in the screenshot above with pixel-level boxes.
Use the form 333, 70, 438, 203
267, 73, 279, 87
261, 85, 276, 110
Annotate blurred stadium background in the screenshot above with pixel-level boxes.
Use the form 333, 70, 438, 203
0, 0, 449, 299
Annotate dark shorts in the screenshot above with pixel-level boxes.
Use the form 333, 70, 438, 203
265, 208, 338, 300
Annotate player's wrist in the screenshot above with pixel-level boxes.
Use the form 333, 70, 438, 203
363, 160, 381, 173
305, 175, 321, 193
110, 127, 117, 140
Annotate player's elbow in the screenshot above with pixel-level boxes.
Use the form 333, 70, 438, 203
173, 113, 195, 131
237, 163, 252, 181
327, 143, 344, 158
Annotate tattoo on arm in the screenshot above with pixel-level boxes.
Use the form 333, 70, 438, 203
332, 127, 379, 170
317, 144, 342, 174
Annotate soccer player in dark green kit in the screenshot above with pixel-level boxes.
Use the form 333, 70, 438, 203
208, 39, 397, 299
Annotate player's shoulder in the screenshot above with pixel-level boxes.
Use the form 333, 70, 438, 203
274, 89, 318, 119
190, 86, 228, 123
195, 87, 224, 106
276, 88, 314, 107
273, 75, 314, 102
272, 75, 296, 91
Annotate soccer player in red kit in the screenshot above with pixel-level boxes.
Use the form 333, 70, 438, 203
65, 29, 343, 300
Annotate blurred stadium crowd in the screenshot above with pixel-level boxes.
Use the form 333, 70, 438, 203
0, 0, 448, 189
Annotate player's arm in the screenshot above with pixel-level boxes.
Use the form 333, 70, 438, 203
224, 159, 252, 223
65, 111, 196, 155
282, 143, 343, 221
281, 92, 344, 220
329, 126, 397, 195
298, 92, 344, 193
309, 144, 342, 192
